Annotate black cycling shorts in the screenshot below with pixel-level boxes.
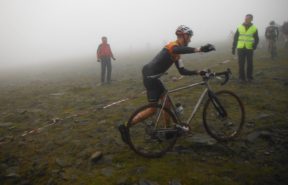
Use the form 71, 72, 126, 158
143, 77, 165, 102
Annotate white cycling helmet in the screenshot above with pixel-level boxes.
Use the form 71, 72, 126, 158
175, 25, 193, 36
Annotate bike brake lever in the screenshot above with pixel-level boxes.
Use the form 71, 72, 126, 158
221, 72, 229, 85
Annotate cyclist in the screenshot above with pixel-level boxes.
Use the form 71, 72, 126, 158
132, 25, 215, 124
265, 21, 279, 59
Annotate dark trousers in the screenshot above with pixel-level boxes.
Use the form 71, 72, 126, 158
100, 57, 112, 83
237, 48, 254, 81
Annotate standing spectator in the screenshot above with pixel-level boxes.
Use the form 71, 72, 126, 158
265, 21, 279, 59
97, 36, 116, 85
232, 14, 259, 83
282, 21, 288, 48
265, 21, 279, 40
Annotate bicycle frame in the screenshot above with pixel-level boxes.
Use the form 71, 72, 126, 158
155, 79, 213, 127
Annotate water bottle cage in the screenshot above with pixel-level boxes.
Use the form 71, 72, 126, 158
175, 103, 184, 116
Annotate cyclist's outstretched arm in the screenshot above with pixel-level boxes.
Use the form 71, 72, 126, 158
173, 44, 215, 54
173, 46, 200, 54
175, 60, 199, 76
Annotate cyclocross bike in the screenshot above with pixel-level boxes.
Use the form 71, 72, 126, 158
119, 68, 245, 158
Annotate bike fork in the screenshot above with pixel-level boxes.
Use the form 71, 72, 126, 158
208, 91, 227, 117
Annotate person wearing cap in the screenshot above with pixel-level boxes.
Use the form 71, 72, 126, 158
97, 36, 116, 85
131, 25, 215, 124
232, 14, 259, 83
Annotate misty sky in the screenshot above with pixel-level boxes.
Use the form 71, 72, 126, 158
0, 0, 287, 66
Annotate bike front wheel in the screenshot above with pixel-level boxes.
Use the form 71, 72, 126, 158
127, 104, 178, 158
203, 90, 245, 141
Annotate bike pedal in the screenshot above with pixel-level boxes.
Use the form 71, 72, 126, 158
118, 124, 129, 144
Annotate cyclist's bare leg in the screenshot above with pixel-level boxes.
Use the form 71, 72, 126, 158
131, 95, 172, 126
131, 105, 157, 125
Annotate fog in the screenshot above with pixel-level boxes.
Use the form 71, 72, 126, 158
0, 0, 287, 67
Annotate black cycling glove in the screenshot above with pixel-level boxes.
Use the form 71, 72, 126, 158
200, 44, 215, 52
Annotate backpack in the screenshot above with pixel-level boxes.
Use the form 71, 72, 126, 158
266, 26, 277, 39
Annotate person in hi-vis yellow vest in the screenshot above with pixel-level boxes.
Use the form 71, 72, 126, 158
232, 14, 259, 83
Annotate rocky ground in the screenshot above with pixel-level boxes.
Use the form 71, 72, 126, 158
0, 48, 288, 185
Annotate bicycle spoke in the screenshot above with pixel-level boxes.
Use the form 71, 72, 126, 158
203, 91, 245, 141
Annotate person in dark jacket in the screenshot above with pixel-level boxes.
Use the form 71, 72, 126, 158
265, 21, 279, 59
282, 21, 288, 48
232, 14, 259, 83
265, 21, 279, 41
97, 36, 116, 85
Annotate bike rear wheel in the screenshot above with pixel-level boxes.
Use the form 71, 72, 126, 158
203, 90, 245, 141
127, 104, 178, 158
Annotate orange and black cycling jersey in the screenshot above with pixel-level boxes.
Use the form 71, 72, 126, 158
142, 41, 198, 77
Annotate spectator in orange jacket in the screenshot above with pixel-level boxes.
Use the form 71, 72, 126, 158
97, 36, 116, 85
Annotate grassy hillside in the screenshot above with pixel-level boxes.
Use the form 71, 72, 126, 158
0, 45, 288, 185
